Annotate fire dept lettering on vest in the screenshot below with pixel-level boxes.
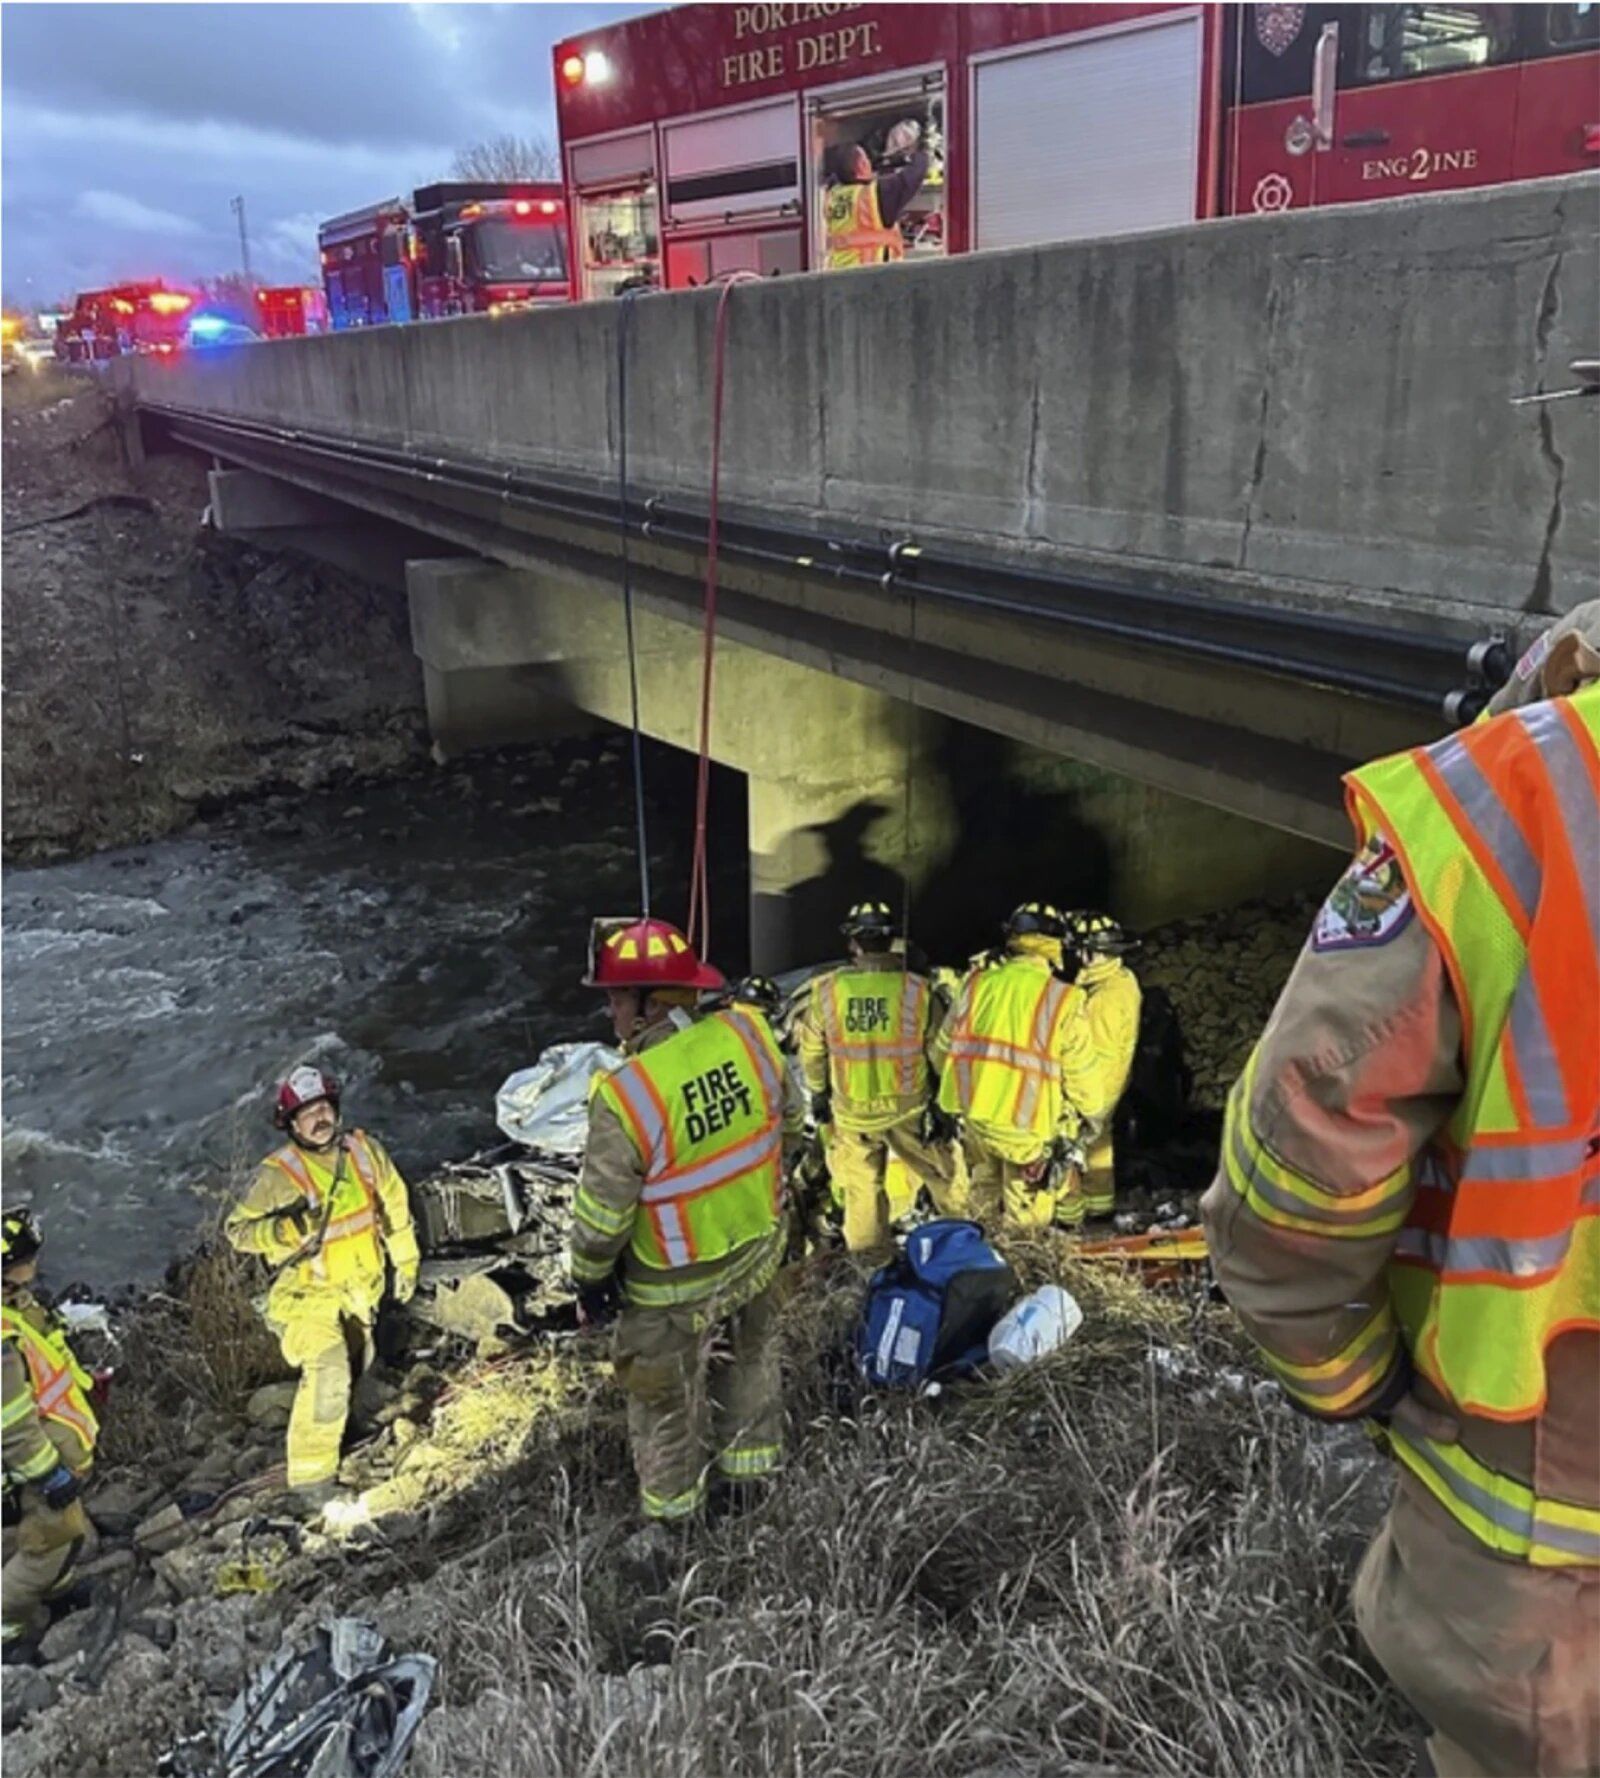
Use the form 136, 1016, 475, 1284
682, 1063, 754, 1142
845, 995, 892, 1035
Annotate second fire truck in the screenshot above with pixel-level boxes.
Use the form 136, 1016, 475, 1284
318, 181, 570, 328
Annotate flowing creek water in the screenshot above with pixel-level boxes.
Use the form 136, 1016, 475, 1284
2, 739, 747, 1288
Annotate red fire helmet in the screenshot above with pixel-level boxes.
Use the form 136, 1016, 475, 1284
582, 918, 725, 992
274, 1064, 341, 1129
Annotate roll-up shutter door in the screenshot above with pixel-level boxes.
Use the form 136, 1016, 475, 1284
974, 15, 1202, 250
570, 130, 655, 192
663, 99, 800, 224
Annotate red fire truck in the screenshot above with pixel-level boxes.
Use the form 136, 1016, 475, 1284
319, 198, 414, 328
54, 282, 199, 362
408, 182, 570, 317
551, 3, 1599, 298
255, 285, 330, 339
318, 182, 570, 328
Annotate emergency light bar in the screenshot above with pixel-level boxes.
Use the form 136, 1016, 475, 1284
148, 291, 193, 316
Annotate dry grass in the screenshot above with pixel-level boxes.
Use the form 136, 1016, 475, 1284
97, 1226, 285, 1470
354, 1248, 1411, 1778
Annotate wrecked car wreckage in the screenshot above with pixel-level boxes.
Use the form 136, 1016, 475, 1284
403, 1042, 616, 1349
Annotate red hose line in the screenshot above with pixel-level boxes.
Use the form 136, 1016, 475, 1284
687, 274, 760, 958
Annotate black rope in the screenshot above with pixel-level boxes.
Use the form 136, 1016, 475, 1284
616, 290, 652, 917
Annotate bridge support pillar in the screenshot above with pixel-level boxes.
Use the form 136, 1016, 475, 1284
406, 558, 598, 757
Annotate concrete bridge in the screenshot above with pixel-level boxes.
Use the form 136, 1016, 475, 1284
117, 174, 1599, 966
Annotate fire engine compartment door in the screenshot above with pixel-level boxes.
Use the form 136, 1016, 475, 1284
973, 13, 1203, 251
570, 129, 656, 193
664, 98, 801, 226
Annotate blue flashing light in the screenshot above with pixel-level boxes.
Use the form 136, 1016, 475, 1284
189, 313, 230, 340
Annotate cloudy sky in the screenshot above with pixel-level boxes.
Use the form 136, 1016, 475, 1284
1, 2, 640, 306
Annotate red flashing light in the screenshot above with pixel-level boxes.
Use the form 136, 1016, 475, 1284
560, 52, 585, 86
514, 200, 532, 216
154, 342, 176, 356
148, 291, 193, 316
540, 200, 559, 216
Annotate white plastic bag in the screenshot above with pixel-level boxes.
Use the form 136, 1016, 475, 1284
987, 1284, 1083, 1371
495, 1042, 621, 1155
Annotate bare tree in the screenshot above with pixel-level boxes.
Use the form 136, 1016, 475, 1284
449, 134, 559, 183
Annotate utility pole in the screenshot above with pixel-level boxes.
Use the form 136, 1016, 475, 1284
230, 195, 253, 288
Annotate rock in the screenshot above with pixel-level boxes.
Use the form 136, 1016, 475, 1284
37, 1602, 110, 1665
87, 1475, 160, 1520
183, 1448, 237, 1489
210, 1491, 264, 1529
1, 1667, 55, 1731
154, 1540, 225, 1601
246, 1381, 298, 1429
133, 1500, 186, 1553
75, 1546, 136, 1582
127, 1609, 177, 1650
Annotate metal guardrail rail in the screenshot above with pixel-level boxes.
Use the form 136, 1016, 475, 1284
144, 399, 1512, 721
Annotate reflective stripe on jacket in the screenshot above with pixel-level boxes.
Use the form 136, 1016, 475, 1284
1, 1301, 98, 1471
263, 1131, 385, 1289
594, 1007, 786, 1272
824, 182, 903, 269
1347, 683, 1600, 1564
806, 966, 931, 1132
937, 955, 1079, 1158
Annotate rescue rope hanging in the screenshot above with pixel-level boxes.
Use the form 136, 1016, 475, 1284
615, 289, 653, 917
685, 273, 762, 958
886, 540, 922, 954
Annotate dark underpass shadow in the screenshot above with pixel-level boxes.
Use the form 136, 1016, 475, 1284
908, 727, 1115, 965
774, 728, 1118, 970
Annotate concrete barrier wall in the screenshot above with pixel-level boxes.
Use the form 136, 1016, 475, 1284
132, 174, 1598, 625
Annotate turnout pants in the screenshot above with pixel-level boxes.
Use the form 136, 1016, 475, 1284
3, 1491, 96, 1644
963, 1133, 1072, 1233
268, 1289, 379, 1490
611, 1283, 782, 1522
830, 1119, 963, 1257
1354, 1472, 1600, 1778
1081, 1122, 1116, 1218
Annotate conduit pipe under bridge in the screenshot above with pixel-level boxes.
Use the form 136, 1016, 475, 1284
119, 174, 1599, 968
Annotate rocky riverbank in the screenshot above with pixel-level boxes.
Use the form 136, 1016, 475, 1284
1, 370, 427, 863
2, 1207, 1407, 1778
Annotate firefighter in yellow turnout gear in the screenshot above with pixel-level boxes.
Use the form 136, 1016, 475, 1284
571, 918, 803, 1523
796, 902, 961, 1257
225, 1066, 419, 1502
1062, 910, 1143, 1223
933, 903, 1111, 1231
3, 1208, 99, 1658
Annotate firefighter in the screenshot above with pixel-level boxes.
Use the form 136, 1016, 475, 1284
570, 917, 803, 1522
933, 903, 1110, 1231
822, 121, 930, 271
1202, 603, 1600, 1778
796, 900, 960, 1257
1061, 910, 1143, 1225
224, 1066, 419, 1508
3, 1207, 99, 1660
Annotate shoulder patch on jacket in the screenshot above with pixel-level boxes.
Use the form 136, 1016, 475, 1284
1312, 834, 1414, 952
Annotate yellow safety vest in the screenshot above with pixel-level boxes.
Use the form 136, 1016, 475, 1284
1348, 682, 1600, 1564
813, 966, 931, 1132
264, 1130, 385, 1290
2, 1303, 98, 1466
938, 956, 1078, 1155
596, 1007, 785, 1273
824, 182, 904, 270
